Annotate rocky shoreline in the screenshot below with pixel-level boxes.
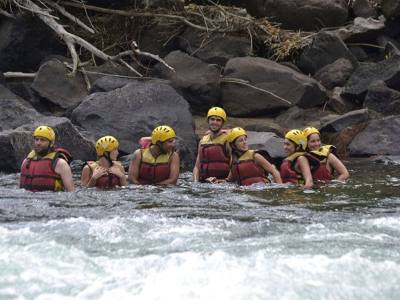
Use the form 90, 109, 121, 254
1, 0, 400, 173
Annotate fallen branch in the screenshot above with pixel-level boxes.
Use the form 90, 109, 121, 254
0, 7, 15, 18
3, 72, 36, 78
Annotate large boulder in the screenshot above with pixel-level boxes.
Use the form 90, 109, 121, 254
0, 14, 65, 72
320, 108, 370, 133
71, 79, 197, 170
343, 55, 400, 102
351, 0, 378, 18
220, 57, 327, 116
335, 16, 386, 44
31, 59, 88, 114
246, 131, 285, 163
177, 29, 252, 66
314, 58, 355, 90
275, 107, 332, 130
0, 84, 42, 131
382, 0, 400, 19
363, 81, 400, 115
296, 32, 357, 75
152, 50, 221, 113
0, 117, 95, 173
245, 0, 349, 30
349, 116, 400, 156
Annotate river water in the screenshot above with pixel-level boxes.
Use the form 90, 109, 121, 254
0, 159, 399, 300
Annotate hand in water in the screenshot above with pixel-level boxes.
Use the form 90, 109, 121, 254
205, 177, 217, 183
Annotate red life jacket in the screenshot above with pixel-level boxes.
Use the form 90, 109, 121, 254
199, 132, 230, 181
280, 152, 320, 184
87, 161, 123, 189
308, 148, 333, 182
231, 150, 269, 186
20, 150, 64, 192
138, 148, 172, 184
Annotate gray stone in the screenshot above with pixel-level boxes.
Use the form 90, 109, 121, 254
352, 0, 378, 18
296, 32, 357, 75
221, 57, 327, 116
71, 79, 197, 170
320, 108, 370, 132
382, 0, 400, 19
349, 115, 400, 156
335, 16, 386, 43
245, 0, 349, 30
152, 50, 221, 112
363, 81, 400, 115
31, 59, 88, 111
314, 58, 355, 90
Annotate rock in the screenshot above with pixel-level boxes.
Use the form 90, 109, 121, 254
0, 116, 95, 173
351, 0, 378, 18
349, 115, 400, 156
335, 16, 386, 43
372, 155, 400, 165
246, 131, 285, 165
343, 55, 400, 102
245, 0, 349, 31
296, 32, 357, 75
221, 57, 327, 116
177, 29, 252, 65
0, 84, 42, 131
327, 87, 357, 114
320, 108, 370, 133
275, 106, 332, 130
382, 0, 400, 19
71, 79, 197, 170
0, 14, 65, 72
31, 59, 88, 114
314, 58, 355, 90
363, 81, 400, 115
349, 46, 369, 62
152, 50, 221, 112
84, 61, 137, 87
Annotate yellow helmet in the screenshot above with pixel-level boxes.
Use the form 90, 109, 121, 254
285, 129, 307, 151
33, 126, 55, 142
207, 107, 227, 122
151, 125, 176, 144
227, 127, 247, 144
303, 127, 320, 139
96, 136, 119, 156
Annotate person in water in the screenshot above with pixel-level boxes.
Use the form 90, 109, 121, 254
81, 136, 127, 189
280, 129, 314, 189
193, 107, 230, 183
128, 125, 180, 185
221, 127, 282, 186
20, 126, 75, 192
303, 127, 349, 182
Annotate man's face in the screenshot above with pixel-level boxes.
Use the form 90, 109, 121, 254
208, 116, 224, 133
34, 137, 51, 156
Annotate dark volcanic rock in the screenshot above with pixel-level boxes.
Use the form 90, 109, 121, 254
0, 14, 65, 72
0, 84, 42, 131
343, 55, 400, 102
296, 32, 357, 75
246, 0, 348, 31
0, 116, 95, 173
31, 59, 88, 113
314, 58, 355, 90
71, 79, 197, 170
352, 0, 378, 18
320, 108, 370, 133
221, 57, 327, 116
363, 81, 400, 115
349, 115, 400, 156
152, 50, 221, 112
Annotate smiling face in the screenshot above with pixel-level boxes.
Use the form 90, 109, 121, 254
233, 135, 248, 152
160, 137, 176, 153
307, 133, 321, 151
283, 139, 296, 156
109, 148, 119, 161
33, 137, 51, 156
208, 116, 224, 133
